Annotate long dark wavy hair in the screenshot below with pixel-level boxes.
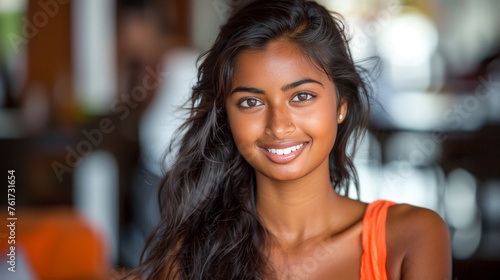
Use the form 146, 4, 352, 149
134, 0, 371, 279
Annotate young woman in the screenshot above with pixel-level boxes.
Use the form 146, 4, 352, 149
135, 0, 451, 279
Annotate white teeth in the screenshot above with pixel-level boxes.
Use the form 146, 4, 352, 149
267, 144, 303, 155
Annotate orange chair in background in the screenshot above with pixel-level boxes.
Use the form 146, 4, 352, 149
0, 208, 110, 279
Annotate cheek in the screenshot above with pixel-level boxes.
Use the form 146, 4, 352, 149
302, 102, 338, 145
232, 130, 261, 166
227, 111, 262, 162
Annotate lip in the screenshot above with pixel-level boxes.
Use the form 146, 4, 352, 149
260, 142, 308, 164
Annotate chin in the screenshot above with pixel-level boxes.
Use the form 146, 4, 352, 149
261, 168, 305, 182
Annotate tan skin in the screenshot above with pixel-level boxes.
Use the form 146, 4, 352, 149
225, 40, 451, 279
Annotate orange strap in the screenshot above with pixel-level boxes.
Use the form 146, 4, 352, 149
360, 200, 396, 280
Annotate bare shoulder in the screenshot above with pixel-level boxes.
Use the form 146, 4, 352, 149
386, 203, 452, 280
387, 203, 449, 238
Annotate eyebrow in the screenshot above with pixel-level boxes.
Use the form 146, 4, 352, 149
230, 78, 324, 95
281, 78, 324, 92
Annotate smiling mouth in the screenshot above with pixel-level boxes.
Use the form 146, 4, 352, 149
266, 143, 304, 155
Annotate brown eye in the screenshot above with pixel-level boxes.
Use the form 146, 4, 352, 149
239, 98, 263, 108
292, 92, 314, 102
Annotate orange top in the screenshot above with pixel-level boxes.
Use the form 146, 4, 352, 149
360, 200, 396, 280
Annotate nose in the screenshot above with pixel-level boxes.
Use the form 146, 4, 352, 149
265, 105, 295, 139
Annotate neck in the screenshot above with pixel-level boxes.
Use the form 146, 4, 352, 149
255, 166, 342, 247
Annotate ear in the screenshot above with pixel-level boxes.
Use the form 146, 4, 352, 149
337, 98, 348, 124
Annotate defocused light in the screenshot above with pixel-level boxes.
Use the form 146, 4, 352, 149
315, 0, 359, 15
381, 162, 442, 212
349, 132, 382, 202
388, 90, 490, 132
377, 13, 438, 66
73, 0, 116, 114
351, 131, 382, 165
317, 0, 403, 62
441, 0, 500, 75
139, 49, 199, 175
0, 0, 26, 13
380, 132, 445, 212
377, 13, 438, 91
74, 151, 118, 263
445, 169, 478, 229
353, 164, 382, 202
387, 92, 454, 131
384, 132, 441, 165
452, 215, 482, 259
480, 180, 500, 228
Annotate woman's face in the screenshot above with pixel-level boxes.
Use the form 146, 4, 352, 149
225, 40, 347, 182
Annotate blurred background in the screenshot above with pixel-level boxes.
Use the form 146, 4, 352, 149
0, 0, 498, 279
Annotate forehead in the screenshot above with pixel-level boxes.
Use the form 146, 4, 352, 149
231, 40, 331, 87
